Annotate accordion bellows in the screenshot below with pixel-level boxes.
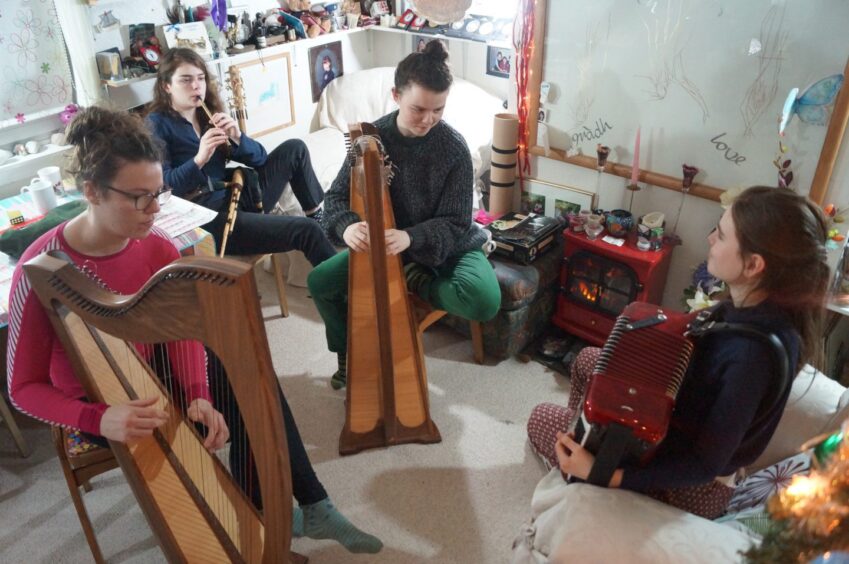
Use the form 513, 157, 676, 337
586, 302, 696, 446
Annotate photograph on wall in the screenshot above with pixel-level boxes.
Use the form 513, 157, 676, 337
486, 45, 512, 78
411, 35, 448, 53
554, 198, 582, 219
524, 178, 594, 218
309, 41, 344, 103
230, 52, 295, 138
521, 192, 546, 215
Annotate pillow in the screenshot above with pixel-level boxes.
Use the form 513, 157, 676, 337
512, 470, 756, 564
747, 365, 848, 473
0, 200, 87, 259
727, 452, 810, 514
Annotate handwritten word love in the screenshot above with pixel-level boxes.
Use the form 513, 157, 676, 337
710, 133, 746, 165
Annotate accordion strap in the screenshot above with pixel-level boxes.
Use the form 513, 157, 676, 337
688, 319, 791, 437
586, 423, 634, 487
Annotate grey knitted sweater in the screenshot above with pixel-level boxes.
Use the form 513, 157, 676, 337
322, 111, 487, 268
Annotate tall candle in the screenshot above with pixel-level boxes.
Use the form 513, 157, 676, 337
630, 127, 641, 186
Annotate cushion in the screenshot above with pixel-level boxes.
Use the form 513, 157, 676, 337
727, 452, 810, 514
492, 243, 562, 311
512, 469, 756, 564
0, 200, 87, 259
747, 365, 848, 473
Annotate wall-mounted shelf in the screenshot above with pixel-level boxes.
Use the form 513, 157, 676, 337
101, 75, 156, 88
0, 143, 71, 173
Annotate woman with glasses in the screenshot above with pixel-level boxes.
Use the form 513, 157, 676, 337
7, 106, 382, 554
146, 48, 335, 266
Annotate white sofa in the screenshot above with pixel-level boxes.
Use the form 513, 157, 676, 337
512, 366, 849, 564
277, 67, 504, 286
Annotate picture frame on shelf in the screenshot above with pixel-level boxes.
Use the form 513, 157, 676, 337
524, 178, 594, 219
162, 21, 213, 60
228, 52, 295, 137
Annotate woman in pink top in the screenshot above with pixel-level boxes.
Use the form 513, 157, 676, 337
7, 106, 381, 554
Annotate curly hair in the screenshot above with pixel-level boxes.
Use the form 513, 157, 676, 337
64, 106, 161, 194
147, 47, 225, 131
394, 39, 452, 93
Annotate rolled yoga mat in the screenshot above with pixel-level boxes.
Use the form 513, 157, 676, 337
490, 113, 519, 216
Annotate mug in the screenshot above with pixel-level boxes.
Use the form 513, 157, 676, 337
37, 165, 65, 196
25, 140, 41, 154
21, 178, 58, 215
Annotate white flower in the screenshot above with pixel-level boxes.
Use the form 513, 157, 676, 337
686, 285, 720, 312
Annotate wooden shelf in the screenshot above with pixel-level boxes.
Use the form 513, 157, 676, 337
101, 75, 156, 88
0, 143, 72, 173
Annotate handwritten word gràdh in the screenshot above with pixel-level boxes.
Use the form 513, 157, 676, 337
571, 119, 613, 146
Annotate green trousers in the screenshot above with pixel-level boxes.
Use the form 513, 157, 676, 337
307, 249, 501, 354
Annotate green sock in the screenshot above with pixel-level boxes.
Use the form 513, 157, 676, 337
301, 498, 383, 554
292, 506, 304, 537
331, 353, 346, 390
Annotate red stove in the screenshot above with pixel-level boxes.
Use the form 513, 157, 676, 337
552, 229, 675, 346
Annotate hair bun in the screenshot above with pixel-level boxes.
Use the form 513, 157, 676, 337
422, 39, 449, 62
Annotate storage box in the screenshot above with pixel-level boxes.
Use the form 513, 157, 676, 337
486, 212, 561, 264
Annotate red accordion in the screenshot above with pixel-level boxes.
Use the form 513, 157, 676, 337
575, 301, 698, 486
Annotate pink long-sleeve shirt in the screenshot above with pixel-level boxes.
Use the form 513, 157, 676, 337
7, 223, 210, 435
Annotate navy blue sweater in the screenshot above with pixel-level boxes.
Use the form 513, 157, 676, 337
620, 300, 801, 491
146, 111, 267, 208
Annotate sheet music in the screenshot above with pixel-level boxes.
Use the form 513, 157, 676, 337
154, 196, 217, 238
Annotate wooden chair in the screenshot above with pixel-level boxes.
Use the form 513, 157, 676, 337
233, 253, 289, 318
51, 427, 118, 564
0, 392, 29, 457
410, 294, 485, 364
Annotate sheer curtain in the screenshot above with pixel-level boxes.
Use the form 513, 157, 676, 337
0, 1, 76, 129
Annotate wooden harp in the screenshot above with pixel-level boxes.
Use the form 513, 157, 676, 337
23, 253, 294, 563
339, 123, 441, 455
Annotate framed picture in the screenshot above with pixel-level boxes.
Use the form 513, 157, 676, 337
229, 52, 295, 138
162, 22, 213, 60
309, 41, 344, 103
486, 45, 512, 79
521, 192, 546, 215
524, 178, 594, 219
411, 35, 448, 53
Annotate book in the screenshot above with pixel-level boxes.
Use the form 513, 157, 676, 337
486, 212, 562, 264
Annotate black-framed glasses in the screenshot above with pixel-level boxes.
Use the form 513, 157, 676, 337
103, 185, 172, 210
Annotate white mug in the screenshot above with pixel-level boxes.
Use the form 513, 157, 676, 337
21, 177, 58, 215
37, 165, 65, 196
25, 140, 41, 154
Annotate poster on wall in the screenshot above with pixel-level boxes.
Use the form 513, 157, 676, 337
229, 52, 295, 138
0, 0, 74, 128
309, 41, 344, 103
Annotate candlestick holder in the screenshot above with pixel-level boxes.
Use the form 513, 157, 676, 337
626, 182, 641, 212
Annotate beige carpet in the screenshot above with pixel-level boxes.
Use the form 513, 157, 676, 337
0, 268, 571, 563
